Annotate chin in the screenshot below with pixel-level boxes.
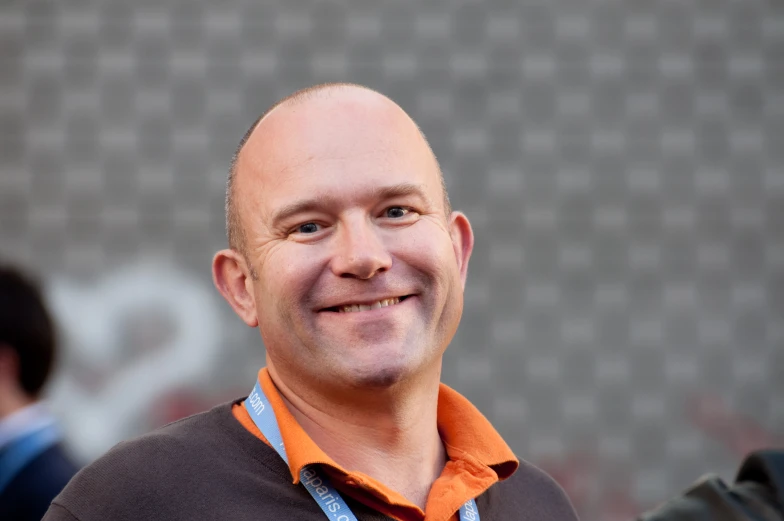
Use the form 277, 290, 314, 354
323, 334, 439, 390
343, 361, 416, 390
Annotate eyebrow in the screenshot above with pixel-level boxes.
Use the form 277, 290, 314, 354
270, 182, 433, 227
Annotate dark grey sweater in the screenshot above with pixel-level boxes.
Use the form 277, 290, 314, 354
43, 400, 578, 521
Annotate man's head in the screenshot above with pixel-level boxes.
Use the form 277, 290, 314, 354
0, 265, 56, 405
225, 84, 452, 259
212, 83, 474, 392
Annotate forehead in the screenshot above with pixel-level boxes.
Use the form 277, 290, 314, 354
235, 91, 442, 219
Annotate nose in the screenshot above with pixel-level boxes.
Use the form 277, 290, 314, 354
330, 215, 393, 279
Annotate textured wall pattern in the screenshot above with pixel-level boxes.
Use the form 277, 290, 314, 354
1, 1, 782, 519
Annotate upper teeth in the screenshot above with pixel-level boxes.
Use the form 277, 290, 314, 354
339, 297, 401, 313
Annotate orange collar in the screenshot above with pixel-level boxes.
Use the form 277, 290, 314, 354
233, 368, 518, 521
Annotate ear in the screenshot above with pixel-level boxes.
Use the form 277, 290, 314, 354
448, 211, 474, 289
212, 249, 259, 327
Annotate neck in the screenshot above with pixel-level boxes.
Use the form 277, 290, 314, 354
267, 363, 446, 509
0, 385, 34, 420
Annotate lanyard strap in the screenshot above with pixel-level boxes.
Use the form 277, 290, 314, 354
245, 380, 480, 521
0, 421, 61, 493
245, 381, 358, 521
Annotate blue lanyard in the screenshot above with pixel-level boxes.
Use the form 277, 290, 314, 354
245, 380, 480, 520
0, 422, 61, 493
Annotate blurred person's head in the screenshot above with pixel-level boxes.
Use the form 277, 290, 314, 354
0, 264, 56, 416
212, 83, 474, 398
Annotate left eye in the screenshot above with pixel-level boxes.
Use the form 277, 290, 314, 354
385, 206, 410, 218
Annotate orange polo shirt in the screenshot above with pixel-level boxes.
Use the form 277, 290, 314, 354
232, 368, 519, 521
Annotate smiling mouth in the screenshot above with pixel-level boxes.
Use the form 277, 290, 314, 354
323, 296, 412, 313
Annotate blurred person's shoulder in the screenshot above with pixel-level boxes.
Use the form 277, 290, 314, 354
0, 442, 79, 521
44, 398, 290, 521
637, 450, 784, 521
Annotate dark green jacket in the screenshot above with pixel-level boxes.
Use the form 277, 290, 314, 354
639, 450, 784, 521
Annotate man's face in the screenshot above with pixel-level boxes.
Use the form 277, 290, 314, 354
234, 91, 472, 389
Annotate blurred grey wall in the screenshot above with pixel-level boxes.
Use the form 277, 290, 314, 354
1, 1, 782, 519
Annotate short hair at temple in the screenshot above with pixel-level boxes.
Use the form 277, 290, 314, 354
224, 83, 452, 256
0, 264, 56, 398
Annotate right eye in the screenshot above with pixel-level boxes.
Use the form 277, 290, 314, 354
296, 222, 322, 234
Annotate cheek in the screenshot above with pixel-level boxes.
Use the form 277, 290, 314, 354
395, 226, 458, 278
393, 234, 462, 315
257, 246, 326, 314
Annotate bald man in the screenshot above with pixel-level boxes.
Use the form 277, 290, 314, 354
44, 84, 578, 521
